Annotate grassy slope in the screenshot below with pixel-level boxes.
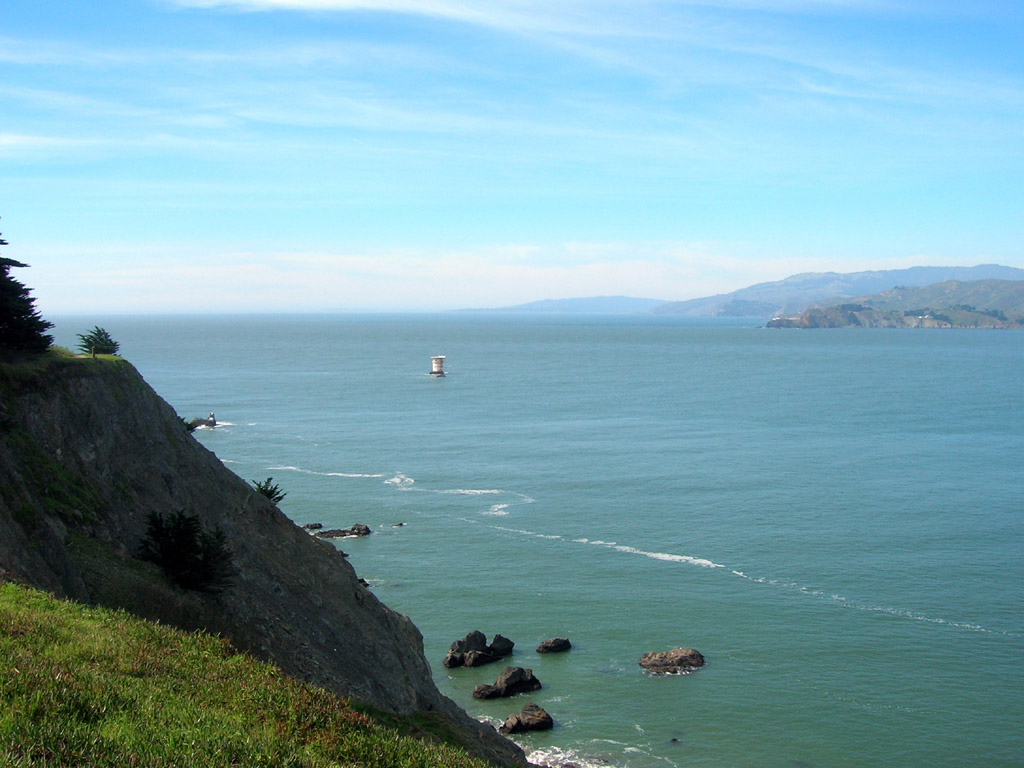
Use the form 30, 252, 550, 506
862, 279, 1024, 314
0, 582, 490, 768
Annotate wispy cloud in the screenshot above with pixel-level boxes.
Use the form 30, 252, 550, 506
25, 238, 972, 314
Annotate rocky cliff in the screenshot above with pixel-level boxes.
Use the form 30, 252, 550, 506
0, 352, 525, 767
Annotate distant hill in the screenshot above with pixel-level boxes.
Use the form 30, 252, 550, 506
652, 264, 1024, 317
767, 279, 1024, 329
464, 296, 668, 314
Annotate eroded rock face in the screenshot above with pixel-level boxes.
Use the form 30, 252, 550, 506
499, 703, 553, 734
473, 666, 542, 699
0, 357, 526, 768
639, 648, 705, 674
536, 637, 572, 654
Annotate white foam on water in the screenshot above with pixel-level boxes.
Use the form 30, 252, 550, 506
581, 539, 724, 569
501, 525, 1014, 637
729, 569, 1020, 637
384, 473, 416, 489
438, 488, 503, 495
484, 504, 510, 516
495, 531, 724, 569
527, 745, 624, 768
526, 738, 680, 768
608, 544, 724, 569
268, 465, 384, 479
494, 525, 566, 541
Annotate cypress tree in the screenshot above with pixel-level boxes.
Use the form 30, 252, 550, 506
0, 223, 53, 354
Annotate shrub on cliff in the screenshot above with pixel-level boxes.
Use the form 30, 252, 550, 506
0, 223, 53, 354
253, 477, 287, 504
139, 510, 235, 594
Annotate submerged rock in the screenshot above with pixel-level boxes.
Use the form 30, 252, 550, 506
500, 703, 553, 734
473, 666, 542, 699
639, 648, 705, 674
536, 637, 572, 654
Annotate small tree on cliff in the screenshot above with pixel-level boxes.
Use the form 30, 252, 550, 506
77, 326, 120, 356
0, 223, 53, 354
252, 477, 287, 504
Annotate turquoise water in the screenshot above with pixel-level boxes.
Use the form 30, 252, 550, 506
53, 315, 1024, 767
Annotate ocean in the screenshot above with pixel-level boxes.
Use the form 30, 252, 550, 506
51, 314, 1024, 768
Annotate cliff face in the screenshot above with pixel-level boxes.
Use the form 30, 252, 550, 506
0, 354, 524, 767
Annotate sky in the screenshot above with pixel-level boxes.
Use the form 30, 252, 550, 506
2, 0, 1023, 312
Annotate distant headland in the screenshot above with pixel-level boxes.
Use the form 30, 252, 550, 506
767, 279, 1024, 329
461, 264, 1024, 320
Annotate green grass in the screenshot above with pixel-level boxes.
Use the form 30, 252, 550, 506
0, 582, 492, 768
0, 348, 127, 395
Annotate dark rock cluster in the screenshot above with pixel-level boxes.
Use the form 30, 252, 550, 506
443, 630, 515, 668
315, 523, 372, 539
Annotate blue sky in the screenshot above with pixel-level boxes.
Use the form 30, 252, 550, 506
3, 0, 1022, 312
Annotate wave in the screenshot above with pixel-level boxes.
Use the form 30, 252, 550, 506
729, 570, 1020, 638
269, 465, 385, 479
511, 533, 1016, 637
437, 488, 503, 496
484, 504, 510, 516
500, 531, 723, 568
384, 473, 416, 488
597, 542, 724, 569
569, 537, 723, 569
526, 745, 624, 768
527, 741, 679, 768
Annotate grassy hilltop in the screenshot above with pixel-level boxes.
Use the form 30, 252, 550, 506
0, 581, 490, 768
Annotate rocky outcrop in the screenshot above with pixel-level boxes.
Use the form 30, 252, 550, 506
444, 631, 515, 668
316, 523, 371, 538
473, 667, 542, 699
499, 703, 553, 734
536, 637, 572, 654
187, 412, 216, 429
0, 355, 525, 768
639, 648, 705, 674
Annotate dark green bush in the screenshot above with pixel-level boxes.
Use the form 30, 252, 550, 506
139, 510, 235, 594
